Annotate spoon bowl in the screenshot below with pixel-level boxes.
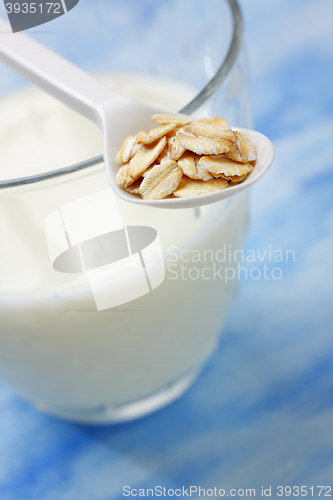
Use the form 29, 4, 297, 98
0, 18, 274, 208
104, 123, 274, 208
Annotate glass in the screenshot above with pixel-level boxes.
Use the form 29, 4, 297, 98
0, 0, 251, 423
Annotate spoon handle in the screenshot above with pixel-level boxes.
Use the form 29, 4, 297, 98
0, 17, 119, 123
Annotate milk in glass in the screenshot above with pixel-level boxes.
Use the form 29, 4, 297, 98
0, 75, 248, 422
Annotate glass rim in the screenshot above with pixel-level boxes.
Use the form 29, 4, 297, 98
0, 0, 243, 190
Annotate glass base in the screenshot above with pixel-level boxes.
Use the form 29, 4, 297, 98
35, 366, 202, 425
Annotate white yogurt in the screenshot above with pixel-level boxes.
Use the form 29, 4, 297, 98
0, 74, 248, 422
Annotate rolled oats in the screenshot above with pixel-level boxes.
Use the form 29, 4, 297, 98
226, 174, 248, 184
116, 163, 135, 189
226, 131, 257, 163
198, 155, 254, 180
173, 177, 228, 198
178, 151, 213, 181
115, 132, 145, 164
127, 136, 167, 180
158, 133, 186, 163
151, 114, 192, 126
139, 160, 178, 196
115, 114, 256, 199
137, 123, 177, 145
142, 164, 183, 200
125, 180, 142, 194
176, 118, 236, 156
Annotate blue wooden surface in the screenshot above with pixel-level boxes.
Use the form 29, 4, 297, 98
1, 0, 333, 498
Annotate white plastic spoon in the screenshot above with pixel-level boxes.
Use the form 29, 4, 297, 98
0, 18, 274, 208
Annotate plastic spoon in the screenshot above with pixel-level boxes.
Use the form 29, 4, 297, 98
0, 18, 274, 208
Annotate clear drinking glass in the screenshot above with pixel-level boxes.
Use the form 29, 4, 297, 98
0, 0, 251, 423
